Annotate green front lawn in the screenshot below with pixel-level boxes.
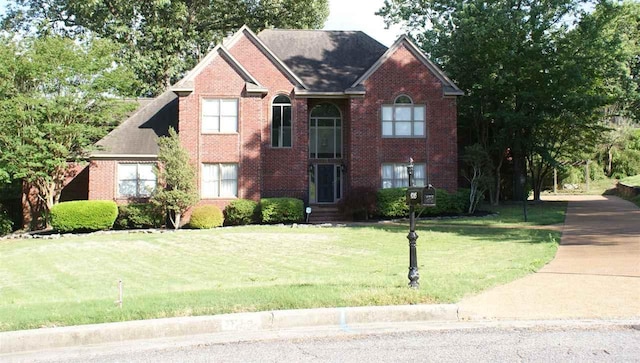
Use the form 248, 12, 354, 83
620, 175, 640, 187
0, 220, 560, 332
417, 201, 567, 227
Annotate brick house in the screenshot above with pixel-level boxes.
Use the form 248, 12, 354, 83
87, 25, 462, 220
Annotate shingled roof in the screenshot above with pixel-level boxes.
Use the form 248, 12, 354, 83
92, 90, 178, 157
257, 29, 388, 93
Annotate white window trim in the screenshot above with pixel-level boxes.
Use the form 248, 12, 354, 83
201, 163, 239, 199
117, 163, 157, 198
201, 98, 239, 134
381, 163, 427, 189
381, 102, 426, 138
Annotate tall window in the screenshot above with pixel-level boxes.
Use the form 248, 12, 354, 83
202, 163, 238, 198
118, 163, 156, 198
382, 163, 426, 188
310, 103, 342, 159
202, 98, 238, 133
381, 95, 425, 138
271, 95, 292, 147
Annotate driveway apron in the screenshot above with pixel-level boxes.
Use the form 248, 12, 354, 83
458, 195, 640, 320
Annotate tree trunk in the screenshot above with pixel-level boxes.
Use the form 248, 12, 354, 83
493, 162, 502, 206
171, 212, 181, 230
607, 147, 613, 177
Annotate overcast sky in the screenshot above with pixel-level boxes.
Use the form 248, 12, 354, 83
323, 0, 403, 46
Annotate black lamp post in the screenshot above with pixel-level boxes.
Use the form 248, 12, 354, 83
407, 158, 420, 289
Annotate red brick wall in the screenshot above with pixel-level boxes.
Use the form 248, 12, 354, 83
349, 42, 458, 193
88, 160, 117, 201
177, 30, 306, 212
230, 33, 307, 201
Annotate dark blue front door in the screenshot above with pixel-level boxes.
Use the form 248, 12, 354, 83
317, 165, 335, 203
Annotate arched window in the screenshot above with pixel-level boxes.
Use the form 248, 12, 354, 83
271, 95, 292, 148
395, 95, 413, 104
381, 94, 425, 138
309, 103, 342, 159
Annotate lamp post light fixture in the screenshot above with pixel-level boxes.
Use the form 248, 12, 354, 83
407, 157, 420, 289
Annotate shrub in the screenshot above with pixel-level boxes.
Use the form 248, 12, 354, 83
376, 188, 408, 218
376, 188, 471, 218
189, 205, 224, 229
224, 199, 259, 226
611, 149, 640, 179
0, 208, 12, 236
114, 203, 164, 230
339, 187, 377, 221
260, 198, 304, 223
50, 200, 118, 232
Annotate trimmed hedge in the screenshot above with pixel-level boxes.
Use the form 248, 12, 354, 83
260, 198, 304, 224
50, 200, 118, 232
376, 188, 471, 218
224, 199, 259, 226
189, 205, 224, 229
114, 203, 164, 230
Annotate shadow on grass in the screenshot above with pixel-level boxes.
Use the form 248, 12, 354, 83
351, 223, 560, 245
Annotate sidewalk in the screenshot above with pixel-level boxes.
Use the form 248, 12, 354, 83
458, 195, 640, 320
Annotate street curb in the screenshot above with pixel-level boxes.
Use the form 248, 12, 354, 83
0, 304, 459, 354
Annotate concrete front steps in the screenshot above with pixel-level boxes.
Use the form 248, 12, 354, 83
307, 205, 348, 223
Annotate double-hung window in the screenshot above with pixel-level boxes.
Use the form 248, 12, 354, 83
117, 163, 156, 198
202, 98, 238, 133
202, 163, 238, 198
381, 95, 425, 137
382, 163, 426, 188
271, 95, 292, 147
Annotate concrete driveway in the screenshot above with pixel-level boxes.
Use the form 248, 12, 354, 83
459, 195, 640, 320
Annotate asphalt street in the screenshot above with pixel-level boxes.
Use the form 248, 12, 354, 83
6, 321, 640, 363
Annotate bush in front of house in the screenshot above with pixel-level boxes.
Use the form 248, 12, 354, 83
260, 198, 304, 224
338, 187, 377, 221
0, 208, 12, 236
189, 205, 224, 229
223, 199, 259, 226
376, 188, 471, 218
50, 200, 118, 232
114, 203, 164, 229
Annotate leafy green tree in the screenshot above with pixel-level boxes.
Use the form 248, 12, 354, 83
3, 0, 330, 96
379, 0, 637, 201
150, 127, 199, 229
0, 35, 136, 229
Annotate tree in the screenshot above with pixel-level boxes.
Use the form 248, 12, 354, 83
461, 144, 492, 214
379, 0, 637, 201
3, 0, 330, 96
150, 127, 198, 229
0, 35, 136, 229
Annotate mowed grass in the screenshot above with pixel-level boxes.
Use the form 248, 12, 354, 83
620, 175, 640, 187
417, 201, 568, 226
0, 222, 560, 332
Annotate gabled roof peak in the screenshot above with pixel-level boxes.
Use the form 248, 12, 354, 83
351, 35, 464, 97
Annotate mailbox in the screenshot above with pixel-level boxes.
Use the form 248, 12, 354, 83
422, 185, 436, 207
406, 187, 423, 206
406, 185, 437, 207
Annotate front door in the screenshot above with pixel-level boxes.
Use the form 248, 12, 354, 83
317, 165, 335, 203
